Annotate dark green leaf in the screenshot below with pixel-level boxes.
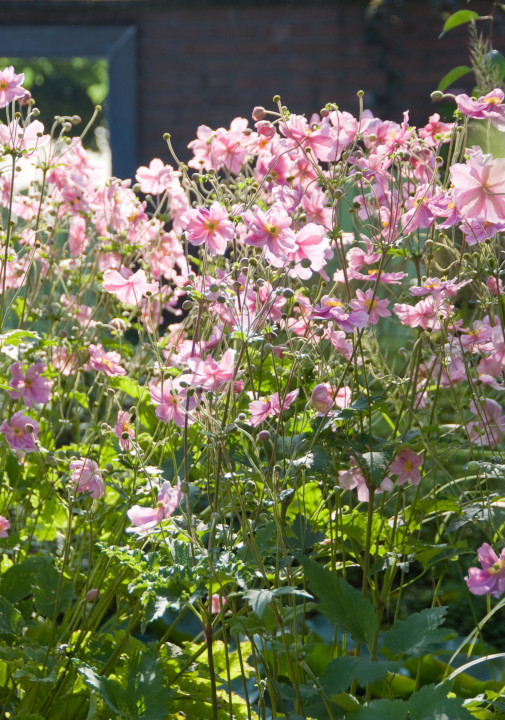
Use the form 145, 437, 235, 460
319, 656, 401, 694
299, 556, 378, 645
439, 10, 480, 37
407, 683, 474, 720
358, 451, 392, 487
353, 698, 408, 719
383, 606, 448, 656
0, 556, 73, 618
73, 661, 122, 714
438, 65, 472, 91
289, 513, 325, 552
0, 595, 23, 637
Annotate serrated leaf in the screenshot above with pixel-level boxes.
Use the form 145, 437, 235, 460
383, 606, 448, 656
439, 10, 480, 37
299, 556, 378, 645
74, 661, 122, 714
407, 683, 474, 720
319, 656, 401, 694
0, 556, 73, 618
438, 65, 472, 91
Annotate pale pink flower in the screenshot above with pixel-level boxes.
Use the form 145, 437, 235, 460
450, 149, 505, 224
467, 398, 505, 448
183, 202, 235, 255
289, 223, 332, 279
249, 388, 299, 427
388, 448, 424, 486
311, 384, 334, 414
465, 543, 505, 599
243, 204, 296, 267
0, 411, 39, 453
135, 158, 180, 195
0, 66, 26, 107
188, 349, 236, 391
409, 277, 468, 299
311, 296, 369, 333
418, 113, 454, 146
87, 344, 126, 377
127, 479, 182, 533
349, 289, 391, 325
487, 276, 505, 296
0, 515, 10, 538
113, 410, 135, 451
338, 458, 392, 502
103, 268, 159, 306
8, 362, 53, 407
51, 346, 79, 376
149, 377, 197, 428
68, 216, 89, 257
455, 89, 505, 130
393, 296, 451, 331
0, 119, 48, 152
280, 113, 335, 161
69, 458, 105, 499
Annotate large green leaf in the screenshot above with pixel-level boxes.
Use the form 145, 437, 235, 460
299, 556, 378, 646
0, 556, 73, 618
319, 656, 401, 694
407, 683, 474, 720
382, 606, 448, 656
353, 698, 408, 719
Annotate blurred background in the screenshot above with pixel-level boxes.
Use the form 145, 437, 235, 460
0, 0, 501, 179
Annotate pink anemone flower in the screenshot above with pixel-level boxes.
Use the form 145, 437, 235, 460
127, 480, 182, 533
466, 543, 505, 599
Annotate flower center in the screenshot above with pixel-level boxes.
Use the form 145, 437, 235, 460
483, 96, 502, 105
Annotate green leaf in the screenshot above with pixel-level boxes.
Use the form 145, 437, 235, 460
487, 49, 505, 81
244, 589, 273, 619
73, 661, 122, 714
383, 606, 448, 656
0, 595, 23, 637
438, 65, 472, 91
439, 10, 480, 37
299, 556, 378, 645
0, 329, 40, 347
109, 376, 144, 400
0, 556, 73, 618
353, 698, 408, 719
319, 656, 401, 694
407, 683, 474, 720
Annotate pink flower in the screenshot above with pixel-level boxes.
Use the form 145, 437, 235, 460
127, 479, 182, 533
450, 149, 505, 224
338, 458, 392, 502
135, 158, 180, 195
188, 349, 236, 391
418, 113, 454, 146
249, 389, 299, 427
0, 66, 26, 107
69, 458, 105, 499
8, 362, 53, 407
87, 344, 127, 377
113, 410, 135, 451
68, 216, 89, 257
311, 384, 334, 414
210, 593, 226, 614
0, 119, 48, 152
455, 89, 505, 130
149, 377, 197, 428
0, 411, 39, 453
467, 398, 505, 447
183, 202, 235, 256
465, 543, 505, 599
393, 296, 451, 331
388, 448, 424, 486
0, 515, 10, 538
311, 296, 369, 333
243, 204, 296, 267
349, 289, 391, 325
289, 223, 332, 279
103, 268, 159, 306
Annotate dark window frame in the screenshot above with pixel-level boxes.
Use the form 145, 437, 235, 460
0, 25, 138, 180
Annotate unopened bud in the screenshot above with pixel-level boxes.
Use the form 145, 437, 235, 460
252, 105, 266, 121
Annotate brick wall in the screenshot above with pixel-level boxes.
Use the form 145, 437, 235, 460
1, 0, 499, 175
